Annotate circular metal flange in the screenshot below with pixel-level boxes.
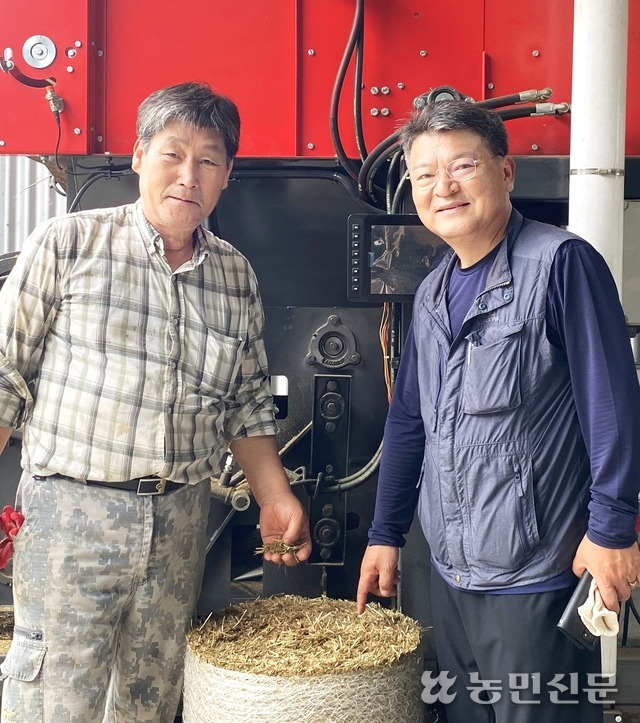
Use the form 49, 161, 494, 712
22, 35, 56, 69
306, 315, 360, 369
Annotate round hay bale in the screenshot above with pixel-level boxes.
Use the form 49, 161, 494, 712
183, 595, 423, 723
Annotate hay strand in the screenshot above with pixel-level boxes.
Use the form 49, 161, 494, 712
254, 539, 305, 558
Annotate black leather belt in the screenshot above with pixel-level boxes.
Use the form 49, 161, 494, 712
34, 475, 182, 496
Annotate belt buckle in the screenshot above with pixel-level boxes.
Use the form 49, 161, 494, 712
137, 476, 166, 495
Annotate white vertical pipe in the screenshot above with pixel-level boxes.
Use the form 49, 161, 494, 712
568, 0, 628, 290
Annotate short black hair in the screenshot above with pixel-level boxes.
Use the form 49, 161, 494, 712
136, 82, 240, 162
399, 100, 509, 164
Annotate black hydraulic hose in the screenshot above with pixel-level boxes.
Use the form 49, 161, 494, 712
67, 168, 134, 212
476, 93, 525, 110
329, 0, 365, 181
353, 34, 367, 162
365, 143, 401, 196
390, 171, 410, 214
496, 105, 548, 121
477, 88, 554, 111
357, 130, 401, 203
362, 90, 563, 213
230, 167, 382, 213
68, 172, 112, 212
359, 87, 557, 205
386, 148, 404, 212
0, 58, 54, 88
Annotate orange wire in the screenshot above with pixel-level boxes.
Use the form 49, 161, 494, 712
379, 302, 392, 403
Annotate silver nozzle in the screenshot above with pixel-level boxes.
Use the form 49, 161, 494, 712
531, 102, 570, 117
520, 87, 553, 103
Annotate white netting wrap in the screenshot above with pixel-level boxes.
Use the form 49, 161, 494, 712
182, 595, 423, 723
182, 648, 423, 723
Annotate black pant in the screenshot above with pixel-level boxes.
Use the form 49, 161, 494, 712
429, 566, 605, 723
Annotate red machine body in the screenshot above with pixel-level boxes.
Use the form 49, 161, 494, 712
1, 0, 639, 158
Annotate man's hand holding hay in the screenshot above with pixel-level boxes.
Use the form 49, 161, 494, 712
230, 436, 311, 566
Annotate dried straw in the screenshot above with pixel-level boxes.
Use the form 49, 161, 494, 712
183, 595, 424, 722
254, 539, 305, 558
188, 595, 421, 676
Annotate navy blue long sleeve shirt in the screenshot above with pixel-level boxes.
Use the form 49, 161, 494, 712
369, 238, 640, 562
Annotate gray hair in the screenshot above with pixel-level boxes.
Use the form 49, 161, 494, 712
399, 100, 509, 164
136, 82, 241, 162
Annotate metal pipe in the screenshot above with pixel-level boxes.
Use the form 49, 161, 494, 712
568, 0, 629, 289
568, 0, 630, 675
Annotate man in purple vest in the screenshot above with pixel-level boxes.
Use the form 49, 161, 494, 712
357, 100, 640, 723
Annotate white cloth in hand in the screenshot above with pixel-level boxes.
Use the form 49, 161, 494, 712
577, 578, 619, 637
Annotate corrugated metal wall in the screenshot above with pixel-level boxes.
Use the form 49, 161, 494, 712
0, 156, 67, 255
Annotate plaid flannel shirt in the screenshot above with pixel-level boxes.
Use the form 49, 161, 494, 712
0, 200, 277, 483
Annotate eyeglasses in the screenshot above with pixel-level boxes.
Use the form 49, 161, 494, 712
408, 156, 498, 190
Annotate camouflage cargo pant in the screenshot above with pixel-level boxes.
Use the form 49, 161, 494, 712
0, 472, 211, 722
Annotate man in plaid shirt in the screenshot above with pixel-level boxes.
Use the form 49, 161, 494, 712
0, 81, 311, 722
